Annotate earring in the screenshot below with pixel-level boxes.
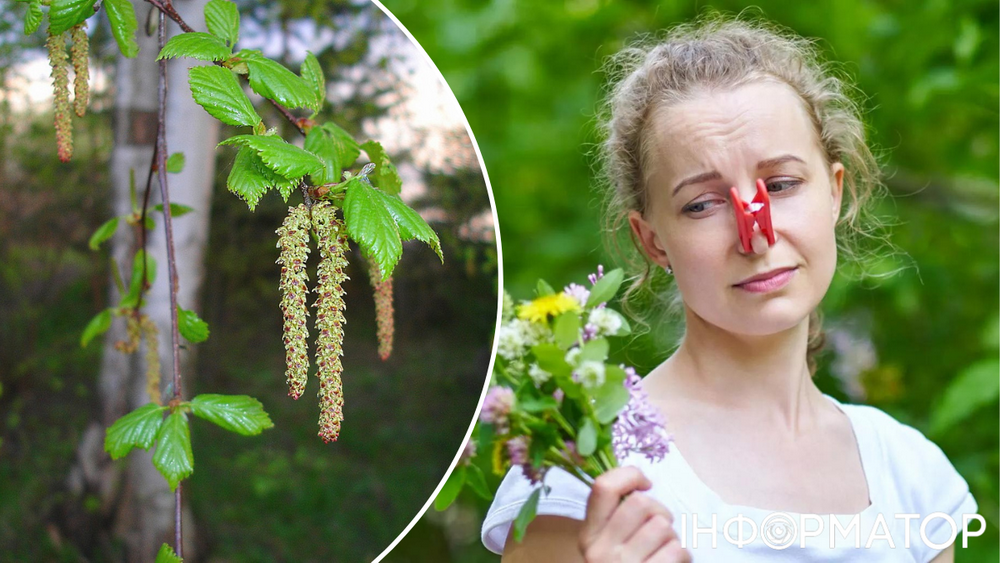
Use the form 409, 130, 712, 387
665, 265, 673, 275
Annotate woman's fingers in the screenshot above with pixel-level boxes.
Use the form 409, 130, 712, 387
582, 466, 652, 537
650, 538, 692, 563
620, 514, 680, 561
601, 490, 674, 547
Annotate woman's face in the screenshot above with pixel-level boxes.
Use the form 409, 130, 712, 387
629, 81, 844, 336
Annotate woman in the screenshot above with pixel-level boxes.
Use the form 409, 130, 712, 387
480, 15, 978, 562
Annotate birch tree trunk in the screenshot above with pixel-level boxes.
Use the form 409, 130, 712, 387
67, 0, 218, 559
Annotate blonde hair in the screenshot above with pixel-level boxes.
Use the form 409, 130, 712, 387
597, 12, 894, 375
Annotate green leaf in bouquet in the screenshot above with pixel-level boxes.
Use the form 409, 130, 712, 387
518, 396, 559, 414
531, 343, 572, 378
153, 411, 194, 492
105, 403, 166, 459
189, 394, 274, 436
594, 365, 630, 424
553, 312, 580, 349
577, 418, 598, 456
157, 32, 232, 62
188, 66, 261, 128
465, 464, 493, 500
512, 488, 541, 542
536, 279, 555, 297
103, 0, 139, 58
433, 465, 466, 511
586, 268, 625, 308
553, 373, 583, 400
88, 217, 119, 250
204, 0, 239, 46
578, 338, 609, 363
80, 308, 112, 348
155, 543, 182, 563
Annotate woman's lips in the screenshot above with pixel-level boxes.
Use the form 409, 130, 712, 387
735, 267, 798, 293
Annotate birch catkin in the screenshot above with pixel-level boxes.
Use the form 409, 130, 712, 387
368, 261, 394, 361
70, 23, 90, 118
312, 203, 349, 443
46, 31, 72, 162
276, 204, 311, 400
140, 315, 162, 405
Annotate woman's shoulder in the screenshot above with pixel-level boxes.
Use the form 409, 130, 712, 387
830, 396, 978, 516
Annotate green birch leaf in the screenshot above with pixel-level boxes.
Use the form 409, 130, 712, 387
23, 1, 43, 35
155, 543, 182, 563
301, 51, 325, 111
105, 403, 166, 459
512, 488, 541, 542
465, 464, 493, 500
238, 50, 316, 110
225, 146, 296, 210
80, 308, 112, 348
577, 418, 597, 456
157, 32, 231, 62
153, 411, 194, 492
360, 140, 402, 195
303, 122, 359, 185
371, 189, 443, 263
165, 152, 185, 173
343, 179, 402, 279
189, 394, 273, 436
204, 0, 238, 46
153, 203, 194, 217
102, 0, 138, 58
88, 216, 119, 250
177, 306, 209, 343
188, 65, 261, 128
219, 135, 323, 179
586, 268, 625, 308
120, 249, 157, 308
49, 0, 96, 36
433, 465, 466, 511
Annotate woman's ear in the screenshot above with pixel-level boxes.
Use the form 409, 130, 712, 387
628, 210, 671, 269
830, 162, 845, 222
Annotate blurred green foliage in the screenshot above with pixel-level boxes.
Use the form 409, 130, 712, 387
380, 0, 999, 561
0, 0, 496, 560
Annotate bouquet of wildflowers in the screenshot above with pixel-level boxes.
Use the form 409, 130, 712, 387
437, 266, 673, 542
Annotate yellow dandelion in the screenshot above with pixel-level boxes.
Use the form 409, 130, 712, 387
517, 293, 580, 324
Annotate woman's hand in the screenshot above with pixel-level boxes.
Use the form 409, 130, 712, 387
578, 466, 691, 562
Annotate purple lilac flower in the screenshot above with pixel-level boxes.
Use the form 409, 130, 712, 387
506, 436, 529, 466
480, 385, 515, 425
553, 388, 564, 404
588, 264, 605, 286
612, 367, 673, 463
460, 440, 477, 466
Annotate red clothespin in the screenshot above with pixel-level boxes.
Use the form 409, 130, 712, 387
730, 178, 776, 253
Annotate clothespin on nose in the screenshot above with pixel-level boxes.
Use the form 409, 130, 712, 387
730, 178, 776, 254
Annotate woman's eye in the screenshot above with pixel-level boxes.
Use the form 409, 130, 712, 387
684, 201, 714, 214
766, 180, 801, 193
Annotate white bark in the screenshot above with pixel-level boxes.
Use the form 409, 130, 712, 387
68, 0, 217, 559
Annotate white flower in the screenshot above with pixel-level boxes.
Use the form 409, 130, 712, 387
564, 347, 581, 367
497, 321, 529, 360
563, 283, 590, 308
588, 308, 623, 337
575, 360, 606, 389
528, 363, 551, 385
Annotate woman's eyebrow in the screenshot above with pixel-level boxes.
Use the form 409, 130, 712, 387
672, 154, 806, 197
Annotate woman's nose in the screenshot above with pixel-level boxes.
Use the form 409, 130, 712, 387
738, 222, 771, 255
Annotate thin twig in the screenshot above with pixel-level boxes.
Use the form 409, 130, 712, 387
153, 8, 184, 555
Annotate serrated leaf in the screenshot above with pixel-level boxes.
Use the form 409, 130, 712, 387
586, 268, 625, 308
23, 1, 43, 35
371, 190, 443, 264
177, 306, 209, 343
238, 50, 316, 110
226, 146, 270, 210
153, 203, 194, 217
102, 0, 138, 58
155, 543, 182, 563
204, 0, 238, 46
157, 32, 231, 62
153, 411, 194, 492
81, 308, 112, 348
89, 217, 119, 250
120, 249, 157, 308
219, 135, 323, 179
343, 179, 402, 279
553, 311, 580, 349
49, 0, 96, 36
512, 488, 541, 542
189, 394, 273, 436
360, 140, 402, 196
301, 51, 325, 111
433, 465, 466, 511
105, 403, 166, 459
931, 359, 1000, 435
303, 123, 360, 185
577, 418, 597, 456
465, 464, 493, 500
165, 152, 185, 173
188, 65, 261, 128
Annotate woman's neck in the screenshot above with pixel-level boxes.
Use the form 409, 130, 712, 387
654, 308, 825, 432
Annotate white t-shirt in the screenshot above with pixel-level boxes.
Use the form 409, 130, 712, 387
481, 394, 978, 562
